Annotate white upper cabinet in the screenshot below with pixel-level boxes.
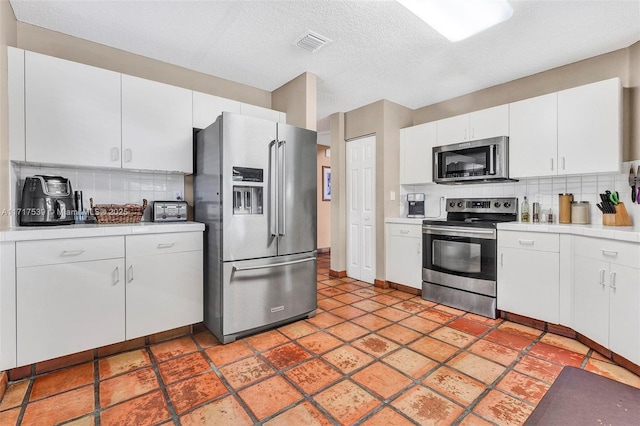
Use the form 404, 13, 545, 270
240, 102, 284, 122
470, 104, 509, 140
8, 47, 25, 162
510, 78, 622, 179
557, 78, 622, 175
193, 91, 241, 129
436, 114, 469, 145
400, 121, 437, 184
437, 105, 509, 145
24, 51, 122, 168
122, 75, 193, 173
509, 93, 558, 178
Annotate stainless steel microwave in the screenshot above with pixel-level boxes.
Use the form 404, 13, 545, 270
433, 136, 512, 184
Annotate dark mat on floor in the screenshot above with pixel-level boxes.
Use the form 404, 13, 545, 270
525, 366, 640, 425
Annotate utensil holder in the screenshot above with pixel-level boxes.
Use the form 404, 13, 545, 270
602, 202, 632, 226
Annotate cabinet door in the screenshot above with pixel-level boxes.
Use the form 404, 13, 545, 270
437, 114, 469, 145
125, 251, 203, 340
386, 235, 422, 289
497, 247, 560, 324
17, 258, 125, 365
572, 256, 609, 346
400, 122, 437, 184
469, 105, 509, 140
509, 93, 558, 178
193, 91, 240, 129
8, 47, 25, 162
240, 103, 281, 122
608, 264, 640, 365
122, 75, 193, 173
558, 78, 621, 175
25, 51, 122, 168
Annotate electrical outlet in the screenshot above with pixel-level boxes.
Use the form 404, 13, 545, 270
174, 191, 183, 201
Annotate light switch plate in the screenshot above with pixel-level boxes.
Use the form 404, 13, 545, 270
390, 191, 396, 201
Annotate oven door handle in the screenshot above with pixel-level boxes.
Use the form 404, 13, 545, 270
422, 226, 496, 239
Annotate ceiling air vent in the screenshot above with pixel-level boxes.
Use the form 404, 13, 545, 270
294, 30, 332, 53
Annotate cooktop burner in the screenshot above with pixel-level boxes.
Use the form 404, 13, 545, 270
423, 197, 518, 228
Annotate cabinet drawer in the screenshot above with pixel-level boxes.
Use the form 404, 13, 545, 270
573, 236, 639, 268
498, 231, 559, 252
17, 236, 124, 268
387, 223, 422, 238
126, 232, 202, 256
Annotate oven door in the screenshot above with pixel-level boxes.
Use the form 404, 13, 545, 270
422, 224, 497, 294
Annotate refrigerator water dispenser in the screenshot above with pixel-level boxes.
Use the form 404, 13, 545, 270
233, 186, 263, 215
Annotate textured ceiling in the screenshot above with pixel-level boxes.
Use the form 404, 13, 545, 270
9, 0, 640, 129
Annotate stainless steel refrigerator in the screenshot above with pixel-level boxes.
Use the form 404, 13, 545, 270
194, 112, 317, 344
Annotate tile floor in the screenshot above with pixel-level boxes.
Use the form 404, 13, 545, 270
1, 252, 639, 425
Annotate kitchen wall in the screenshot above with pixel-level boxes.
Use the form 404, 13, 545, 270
10, 164, 184, 226
317, 145, 331, 251
273, 72, 318, 131
400, 162, 640, 226
335, 100, 412, 281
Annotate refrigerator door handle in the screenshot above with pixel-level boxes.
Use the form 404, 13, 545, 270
269, 139, 278, 237
278, 140, 286, 236
232, 256, 316, 272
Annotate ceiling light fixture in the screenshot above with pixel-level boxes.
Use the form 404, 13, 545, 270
397, 0, 514, 42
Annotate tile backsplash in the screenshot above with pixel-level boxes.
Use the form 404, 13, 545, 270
11, 164, 185, 226
400, 161, 640, 226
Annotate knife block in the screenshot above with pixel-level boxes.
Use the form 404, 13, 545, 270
602, 202, 632, 226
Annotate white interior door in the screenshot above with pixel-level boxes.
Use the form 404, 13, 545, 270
346, 135, 376, 283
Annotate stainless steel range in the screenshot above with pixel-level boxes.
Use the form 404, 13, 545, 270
422, 197, 518, 318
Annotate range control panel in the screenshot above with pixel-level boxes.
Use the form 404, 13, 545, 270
446, 197, 518, 215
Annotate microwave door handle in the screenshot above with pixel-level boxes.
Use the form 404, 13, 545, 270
269, 140, 278, 237
489, 144, 496, 175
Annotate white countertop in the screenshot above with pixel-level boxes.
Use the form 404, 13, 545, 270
497, 222, 640, 243
385, 217, 433, 225
0, 221, 205, 242
385, 216, 640, 243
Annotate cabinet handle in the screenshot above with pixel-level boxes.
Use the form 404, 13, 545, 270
124, 148, 132, 163
610, 272, 616, 289
518, 239, 534, 246
599, 269, 606, 286
400, 230, 410, 234
417, 241, 421, 255
601, 250, 618, 258
111, 147, 120, 162
550, 158, 554, 171
61, 250, 84, 257
561, 157, 566, 170
464, 129, 468, 140
128, 265, 134, 283
157, 243, 175, 249
114, 266, 120, 285
500, 253, 504, 267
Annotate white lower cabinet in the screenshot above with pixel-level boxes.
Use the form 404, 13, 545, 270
16, 236, 126, 366
385, 223, 422, 289
573, 236, 640, 365
125, 233, 203, 340
497, 231, 560, 324
10, 232, 203, 367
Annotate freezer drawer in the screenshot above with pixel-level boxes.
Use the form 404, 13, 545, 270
222, 252, 317, 338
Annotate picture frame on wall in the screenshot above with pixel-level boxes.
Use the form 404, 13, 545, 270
322, 166, 331, 201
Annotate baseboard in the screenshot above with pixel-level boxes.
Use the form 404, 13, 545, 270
502, 311, 639, 377
387, 281, 422, 296
329, 269, 346, 278
374, 279, 389, 289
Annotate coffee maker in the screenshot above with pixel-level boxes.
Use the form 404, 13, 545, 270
19, 175, 75, 226
407, 193, 426, 218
